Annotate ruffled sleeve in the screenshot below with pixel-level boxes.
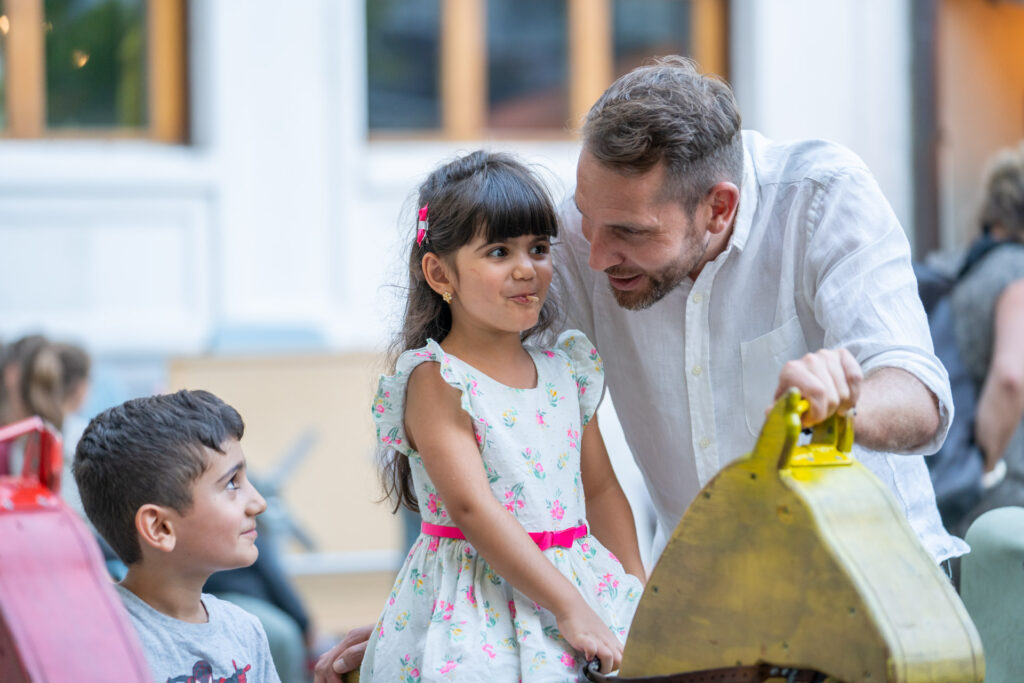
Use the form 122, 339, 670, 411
371, 339, 489, 458
555, 329, 605, 426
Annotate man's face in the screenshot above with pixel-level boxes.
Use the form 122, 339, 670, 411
574, 150, 708, 310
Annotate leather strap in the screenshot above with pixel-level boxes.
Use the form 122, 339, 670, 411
582, 660, 831, 683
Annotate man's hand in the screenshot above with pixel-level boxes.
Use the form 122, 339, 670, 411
314, 624, 372, 683
773, 348, 863, 427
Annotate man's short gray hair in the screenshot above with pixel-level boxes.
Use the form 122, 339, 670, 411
582, 56, 743, 213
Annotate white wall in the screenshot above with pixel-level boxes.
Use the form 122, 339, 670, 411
0, 0, 918, 355
731, 0, 915, 246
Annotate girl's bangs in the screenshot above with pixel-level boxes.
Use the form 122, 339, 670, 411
475, 171, 558, 244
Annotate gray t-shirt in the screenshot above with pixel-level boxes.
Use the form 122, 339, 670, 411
116, 583, 281, 683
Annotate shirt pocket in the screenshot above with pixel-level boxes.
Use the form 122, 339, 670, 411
739, 316, 808, 437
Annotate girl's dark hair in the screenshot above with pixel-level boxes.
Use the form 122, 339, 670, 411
0, 335, 65, 430
382, 150, 560, 512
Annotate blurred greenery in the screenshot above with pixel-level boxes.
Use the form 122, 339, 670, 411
45, 0, 146, 129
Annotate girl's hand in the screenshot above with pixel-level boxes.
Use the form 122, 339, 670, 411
554, 599, 623, 673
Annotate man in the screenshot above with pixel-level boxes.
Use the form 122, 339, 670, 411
314, 55, 965, 680
556, 55, 965, 564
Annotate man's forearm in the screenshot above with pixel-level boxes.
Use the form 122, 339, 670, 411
853, 367, 940, 453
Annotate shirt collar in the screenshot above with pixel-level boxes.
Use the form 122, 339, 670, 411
726, 132, 758, 254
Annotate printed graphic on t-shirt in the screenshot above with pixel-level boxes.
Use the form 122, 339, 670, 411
165, 658, 252, 683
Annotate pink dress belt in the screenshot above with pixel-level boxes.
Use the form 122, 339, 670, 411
421, 521, 588, 551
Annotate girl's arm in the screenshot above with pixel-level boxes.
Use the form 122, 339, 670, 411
405, 363, 623, 673
580, 415, 646, 582
975, 279, 1024, 470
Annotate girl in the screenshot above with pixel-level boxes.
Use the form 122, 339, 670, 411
362, 151, 645, 682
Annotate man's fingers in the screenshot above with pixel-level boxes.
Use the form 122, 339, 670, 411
775, 349, 864, 426
314, 625, 374, 682
332, 638, 368, 674
837, 348, 863, 411
339, 624, 374, 648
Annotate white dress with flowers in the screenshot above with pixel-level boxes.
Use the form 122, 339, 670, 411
361, 330, 642, 682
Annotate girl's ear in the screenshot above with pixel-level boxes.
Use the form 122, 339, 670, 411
136, 503, 177, 554
421, 252, 456, 296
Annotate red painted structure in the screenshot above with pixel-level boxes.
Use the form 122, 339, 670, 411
0, 417, 149, 681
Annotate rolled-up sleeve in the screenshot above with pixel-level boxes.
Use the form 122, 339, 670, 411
804, 167, 952, 455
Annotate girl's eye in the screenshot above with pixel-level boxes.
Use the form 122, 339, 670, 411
531, 242, 551, 255
226, 477, 240, 491
486, 246, 508, 258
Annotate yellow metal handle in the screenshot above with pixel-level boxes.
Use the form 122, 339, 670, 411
778, 394, 854, 470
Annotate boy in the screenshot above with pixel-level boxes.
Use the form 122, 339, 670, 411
73, 389, 281, 683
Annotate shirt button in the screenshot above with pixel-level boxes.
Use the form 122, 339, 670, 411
691, 365, 703, 376
700, 438, 711, 449
692, 292, 703, 304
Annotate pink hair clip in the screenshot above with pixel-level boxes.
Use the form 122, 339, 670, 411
416, 203, 429, 246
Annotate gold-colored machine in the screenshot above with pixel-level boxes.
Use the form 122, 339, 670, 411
602, 390, 984, 682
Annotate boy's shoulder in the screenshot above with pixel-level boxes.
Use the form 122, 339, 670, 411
115, 584, 279, 683
115, 583, 261, 633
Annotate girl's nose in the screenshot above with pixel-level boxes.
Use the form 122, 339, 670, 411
512, 253, 536, 279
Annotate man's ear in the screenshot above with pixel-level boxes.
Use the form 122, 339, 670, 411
421, 252, 455, 296
704, 181, 740, 235
136, 503, 176, 553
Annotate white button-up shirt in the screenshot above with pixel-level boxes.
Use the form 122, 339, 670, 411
554, 130, 968, 563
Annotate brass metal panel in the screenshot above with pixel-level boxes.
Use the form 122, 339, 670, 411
621, 390, 984, 682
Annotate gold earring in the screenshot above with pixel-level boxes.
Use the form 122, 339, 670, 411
442, 291, 453, 304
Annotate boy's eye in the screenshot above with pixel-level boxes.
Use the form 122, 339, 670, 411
226, 476, 240, 491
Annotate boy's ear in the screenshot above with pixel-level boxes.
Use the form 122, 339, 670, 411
135, 504, 176, 553
421, 252, 455, 296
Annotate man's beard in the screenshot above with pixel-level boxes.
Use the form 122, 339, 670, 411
606, 230, 708, 311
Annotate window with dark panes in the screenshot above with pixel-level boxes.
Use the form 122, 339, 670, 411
486, 0, 568, 131
366, 0, 441, 132
0, 0, 185, 141
613, 0, 691, 77
365, 0, 728, 140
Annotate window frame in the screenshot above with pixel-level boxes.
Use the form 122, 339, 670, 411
0, 0, 187, 142
370, 0, 728, 141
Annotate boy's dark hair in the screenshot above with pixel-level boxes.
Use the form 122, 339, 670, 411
72, 389, 244, 565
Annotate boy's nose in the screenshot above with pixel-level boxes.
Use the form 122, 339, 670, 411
248, 486, 268, 516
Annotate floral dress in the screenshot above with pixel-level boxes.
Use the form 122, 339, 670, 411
362, 330, 643, 682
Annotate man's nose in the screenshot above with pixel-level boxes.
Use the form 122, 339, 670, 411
585, 225, 616, 272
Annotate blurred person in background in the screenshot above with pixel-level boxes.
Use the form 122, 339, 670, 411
949, 142, 1024, 536
0, 334, 65, 475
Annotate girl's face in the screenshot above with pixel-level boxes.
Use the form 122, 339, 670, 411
447, 232, 552, 335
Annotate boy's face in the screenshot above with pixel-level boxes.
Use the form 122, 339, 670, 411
170, 438, 267, 573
